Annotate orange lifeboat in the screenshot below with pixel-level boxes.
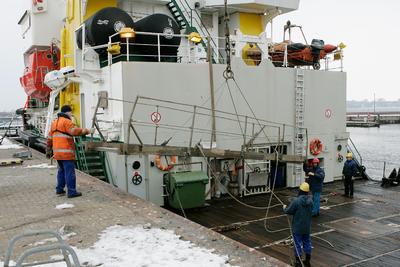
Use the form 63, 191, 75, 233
269, 40, 337, 70
20, 44, 60, 100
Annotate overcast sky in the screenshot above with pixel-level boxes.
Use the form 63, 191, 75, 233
1, 0, 399, 111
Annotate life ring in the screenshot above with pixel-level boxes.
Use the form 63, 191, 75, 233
310, 138, 323, 156
154, 154, 177, 171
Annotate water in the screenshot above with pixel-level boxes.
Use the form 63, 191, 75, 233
348, 124, 400, 180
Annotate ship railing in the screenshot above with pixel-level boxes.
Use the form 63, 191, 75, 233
88, 95, 305, 157
77, 25, 272, 67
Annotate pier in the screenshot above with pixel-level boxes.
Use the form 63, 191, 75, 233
346, 111, 400, 127
0, 139, 282, 267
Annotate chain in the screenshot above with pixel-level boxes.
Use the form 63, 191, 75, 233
223, 0, 234, 80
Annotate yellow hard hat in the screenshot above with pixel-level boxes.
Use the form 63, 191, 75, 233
299, 182, 310, 192
346, 152, 353, 158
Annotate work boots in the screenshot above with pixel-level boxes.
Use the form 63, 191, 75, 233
303, 254, 311, 267
294, 257, 302, 267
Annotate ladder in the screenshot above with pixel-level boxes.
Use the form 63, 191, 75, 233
167, 0, 221, 62
44, 88, 62, 138
75, 136, 108, 181
294, 68, 306, 185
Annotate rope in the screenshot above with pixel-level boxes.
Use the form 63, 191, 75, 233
197, 144, 278, 210
226, 80, 245, 140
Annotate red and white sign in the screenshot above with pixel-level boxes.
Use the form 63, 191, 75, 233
32, 0, 47, 14
325, 109, 332, 119
151, 112, 162, 124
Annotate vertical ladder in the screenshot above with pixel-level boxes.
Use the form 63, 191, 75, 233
294, 68, 306, 185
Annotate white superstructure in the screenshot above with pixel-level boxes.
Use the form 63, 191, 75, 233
18, 0, 347, 206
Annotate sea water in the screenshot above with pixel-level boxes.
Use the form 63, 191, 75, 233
348, 124, 400, 180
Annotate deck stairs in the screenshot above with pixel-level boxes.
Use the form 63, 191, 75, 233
346, 137, 370, 179
75, 136, 108, 181
167, 0, 221, 62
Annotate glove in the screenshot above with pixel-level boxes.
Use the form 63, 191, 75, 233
82, 128, 90, 135
46, 148, 53, 159
282, 204, 287, 211
308, 172, 314, 176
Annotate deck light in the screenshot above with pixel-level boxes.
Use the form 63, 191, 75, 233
188, 32, 202, 44
119, 27, 136, 39
107, 44, 121, 55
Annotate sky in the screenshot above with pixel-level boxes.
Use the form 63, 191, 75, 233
0, 0, 399, 111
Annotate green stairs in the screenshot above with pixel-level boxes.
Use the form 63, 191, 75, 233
167, 0, 221, 63
74, 136, 108, 182
167, 0, 190, 30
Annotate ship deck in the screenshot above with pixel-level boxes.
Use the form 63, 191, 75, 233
0, 140, 285, 267
183, 180, 400, 266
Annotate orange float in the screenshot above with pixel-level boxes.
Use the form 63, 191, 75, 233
310, 138, 323, 156
154, 154, 177, 171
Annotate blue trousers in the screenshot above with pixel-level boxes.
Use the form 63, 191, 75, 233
56, 160, 77, 196
312, 191, 321, 215
293, 233, 312, 257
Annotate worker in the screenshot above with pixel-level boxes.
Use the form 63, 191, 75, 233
283, 182, 313, 267
342, 152, 358, 198
46, 105, 91, 198
303, 158, 325, 216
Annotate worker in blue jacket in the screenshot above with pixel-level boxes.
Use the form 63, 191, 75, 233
342, 152, 358, 198
284, 182, 313, 267
303, 158, 325, 216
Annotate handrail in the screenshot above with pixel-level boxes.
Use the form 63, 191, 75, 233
348, 137, 362, 166
173, 0, 223, 61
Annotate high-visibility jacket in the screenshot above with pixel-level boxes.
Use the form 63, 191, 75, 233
47, 114, 86, 160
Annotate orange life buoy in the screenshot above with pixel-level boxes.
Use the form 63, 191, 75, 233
154, 154, 177, 171
310, 138, 323, 156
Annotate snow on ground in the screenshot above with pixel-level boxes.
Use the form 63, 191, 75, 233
1, 225, 239, 267
0, 138, 22, 149
24, 163, 56, 169
76, 225, 237, 267
55, 203, 75, 210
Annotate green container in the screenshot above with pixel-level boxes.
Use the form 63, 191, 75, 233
167, 171, 209, 209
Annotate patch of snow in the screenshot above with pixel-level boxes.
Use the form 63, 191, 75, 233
79, 225, 238, 267
1, 225, 239, 267
56, 203, 75, 210
0, 138, 22, 149
24, 163, 56, 169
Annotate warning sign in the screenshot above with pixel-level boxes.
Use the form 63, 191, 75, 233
325, 109, 332, 119
151, 112, 162, 124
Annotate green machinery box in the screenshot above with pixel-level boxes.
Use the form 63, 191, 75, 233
166, 171, 209, 209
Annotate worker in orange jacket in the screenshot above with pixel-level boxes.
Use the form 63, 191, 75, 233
46, 105, 90, 198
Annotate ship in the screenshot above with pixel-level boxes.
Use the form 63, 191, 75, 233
15, 0, 361, 262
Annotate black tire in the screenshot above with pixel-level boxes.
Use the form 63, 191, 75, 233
313, 62, 320, 70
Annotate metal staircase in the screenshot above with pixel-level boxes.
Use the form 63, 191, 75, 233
75, 136, 108, 181
347, 137, 370, 179
167, 0, 222, 62
294, 68, 306, 185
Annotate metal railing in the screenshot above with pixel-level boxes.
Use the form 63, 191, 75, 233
173, 0, 223, 61
78, 25, 273, 67
90, 95, 304, 150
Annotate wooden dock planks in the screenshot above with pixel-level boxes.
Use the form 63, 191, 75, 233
179, 180, 400, 266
